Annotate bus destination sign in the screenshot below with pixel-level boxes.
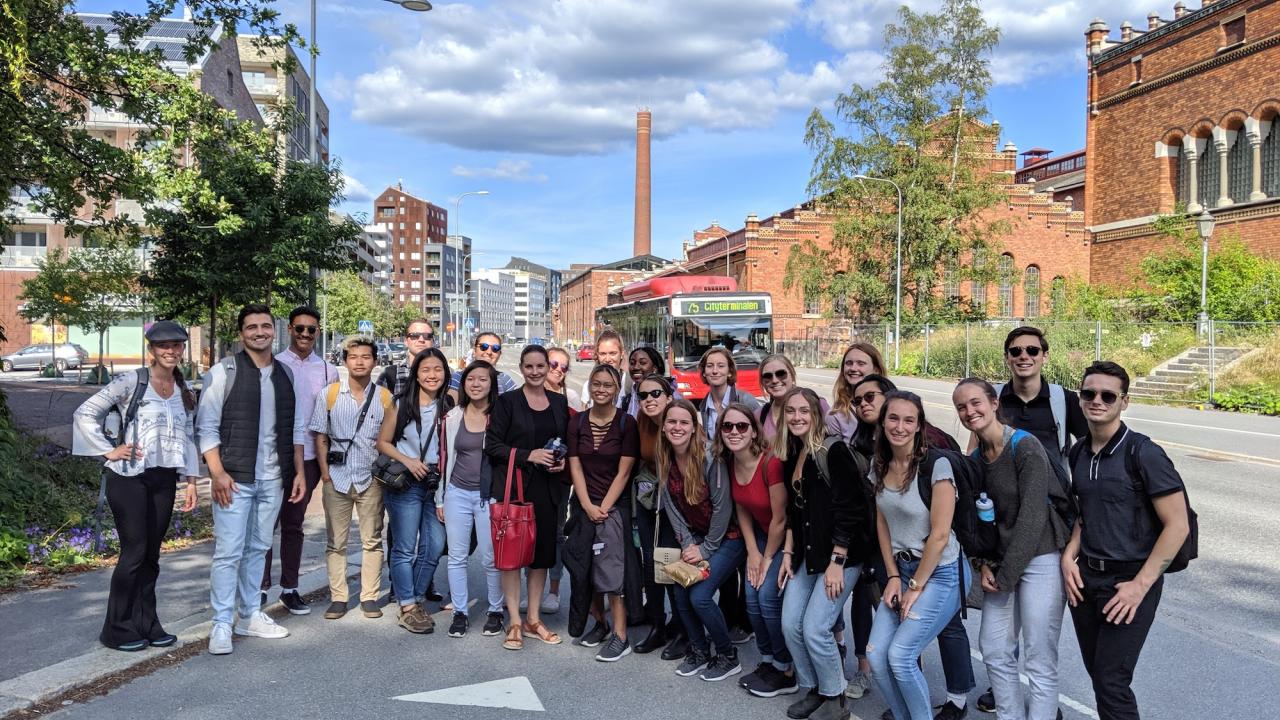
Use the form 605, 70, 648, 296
677, 298, 766, 316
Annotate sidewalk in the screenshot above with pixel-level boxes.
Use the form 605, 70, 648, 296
0, 494, 358, 716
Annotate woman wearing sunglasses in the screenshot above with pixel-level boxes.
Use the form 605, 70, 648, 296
543, 346, 580, 614
774, 388, 870, 720
756, 354, 828, 445
631, 374, 683, 656
486, 345, 570, 650
658, 400, 746, 682
827, 342, 887, 443
722, 406, 797, 699
953, 378, 1067, 720
867, 391, 968, 720
545, 347, 583, 411
626, 346, 674, 416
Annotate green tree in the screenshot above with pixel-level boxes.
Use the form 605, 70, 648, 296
70, 242, 142, 374
16, 248, 80, 368
786, 0, 1007, 324
319, 271, 414, 338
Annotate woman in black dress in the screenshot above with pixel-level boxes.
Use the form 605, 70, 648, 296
487, 344, 569, 650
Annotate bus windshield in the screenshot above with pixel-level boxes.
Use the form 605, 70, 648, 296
672, 315, 772, 369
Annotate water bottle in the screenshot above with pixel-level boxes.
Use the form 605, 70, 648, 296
544, 437, 568, 464
976, 492, 995, 523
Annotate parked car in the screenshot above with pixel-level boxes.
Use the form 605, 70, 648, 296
0, 343, 90, 372
387, 342, 407, 364
576, 344, 595, 362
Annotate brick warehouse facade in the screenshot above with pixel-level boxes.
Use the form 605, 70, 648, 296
1084, 0, 1280, 285
372, 185, 458, 333
558, 256, 668, 344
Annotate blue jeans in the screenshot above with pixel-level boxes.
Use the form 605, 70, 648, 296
869, 559, 969, 720
744, 530, 791, 669
384, 482, 446, 608
443, 487, 503, 613
782, 560, 860, 695
672, 536, 746, 656
210, 479, 284, 625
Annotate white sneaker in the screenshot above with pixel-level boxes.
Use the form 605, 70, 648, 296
234, 611, 290, 639
846, 669, 872, 699
543, 590, 560, 614
208, 622, 234, 655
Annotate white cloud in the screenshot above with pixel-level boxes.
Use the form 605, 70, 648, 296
452, 159, 549, 183
351, 0, 878, 155
341, 173, 374, 203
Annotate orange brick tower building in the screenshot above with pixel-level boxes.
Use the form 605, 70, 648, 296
1084, 0, 1280, 285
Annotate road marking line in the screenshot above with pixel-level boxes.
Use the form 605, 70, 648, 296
1122, 415, 1279, 438
1148, 440, 1280, 468
394, 675, 544, 711
969, 649, 1099, 719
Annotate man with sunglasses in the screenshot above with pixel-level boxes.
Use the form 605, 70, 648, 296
263, 306, 338, 615
377, 318, 436, 399
1063, 361, 1190, 720
447, 332, 517, 402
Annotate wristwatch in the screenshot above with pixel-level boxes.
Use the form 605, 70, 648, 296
907, 577, 921, 591
830, 553, 847, 567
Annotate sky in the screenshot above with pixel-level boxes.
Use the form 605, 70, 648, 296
89, 0, 1168, 270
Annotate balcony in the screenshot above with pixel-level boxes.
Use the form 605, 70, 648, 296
87, 104, 142, 127
1, 245, 48, 268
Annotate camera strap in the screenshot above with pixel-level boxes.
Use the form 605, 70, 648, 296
327, 383, 379, 453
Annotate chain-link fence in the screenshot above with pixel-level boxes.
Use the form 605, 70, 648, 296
776, 320, 1279, 408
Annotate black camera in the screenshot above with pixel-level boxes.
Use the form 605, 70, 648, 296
327, 450, 348, 466
423, 468, 442, 492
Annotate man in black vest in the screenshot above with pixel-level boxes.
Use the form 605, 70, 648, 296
197, 304, 305, 656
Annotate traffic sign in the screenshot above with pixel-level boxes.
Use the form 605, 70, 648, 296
463, 317, 475, 330
446, 322, 456, 332
357, 319, 374, 334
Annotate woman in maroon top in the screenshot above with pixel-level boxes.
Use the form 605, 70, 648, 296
567, 364, 639, 662
724, 405, 797, 698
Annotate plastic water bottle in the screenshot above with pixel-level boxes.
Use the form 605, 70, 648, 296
976, 493, 995, 523
544, 437, 568, 464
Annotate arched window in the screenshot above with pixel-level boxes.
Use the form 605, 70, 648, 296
1264, 123, 1280, 198
1196, 137, 1218, 208
1176, 142, 1191, 204
942, 263, 960, 301
997, 253, 1015, 317
970, 249, 988, 313
1050, 276, 1067, 316
1228, 132, 1252, 203
1024, 266, 1041, 318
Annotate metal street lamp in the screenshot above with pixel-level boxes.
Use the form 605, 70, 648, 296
853, 174, 904, 370
307, 0, 431, 306
452, 190, 488, 355
1197, 209, 1215, 338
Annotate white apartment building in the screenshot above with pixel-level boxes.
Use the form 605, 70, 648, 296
473, 268, 515, 340
508, 270, 548, 341
356, 223, 391, 294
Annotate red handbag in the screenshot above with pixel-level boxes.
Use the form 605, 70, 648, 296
491, 448, 536, 571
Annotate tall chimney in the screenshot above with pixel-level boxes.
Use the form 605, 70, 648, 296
633, 110, 652, 257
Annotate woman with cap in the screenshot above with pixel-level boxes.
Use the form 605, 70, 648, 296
73, 320, 200, 651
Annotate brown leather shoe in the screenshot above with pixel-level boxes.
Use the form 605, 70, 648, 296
398, 605, 435, 634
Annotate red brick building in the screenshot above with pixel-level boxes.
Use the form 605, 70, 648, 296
557, 256, 667, 344
1084, 0, 1280, 285
371, 185, 453, 328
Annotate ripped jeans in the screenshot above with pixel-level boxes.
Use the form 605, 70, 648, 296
868, 558, 968, 720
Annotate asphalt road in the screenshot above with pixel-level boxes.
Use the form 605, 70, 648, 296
30, 359, 1280, 719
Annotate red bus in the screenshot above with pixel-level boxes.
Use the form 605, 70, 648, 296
596, 276, 773, 401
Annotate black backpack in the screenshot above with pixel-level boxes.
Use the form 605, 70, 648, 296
1008, 429, 1078, 532
814, 436, 875, 553
917, 448, 997, 561
1069, 432, 1198, 573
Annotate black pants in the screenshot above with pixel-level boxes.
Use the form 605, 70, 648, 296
100, 467, 178, 648
262, 459, 320, 591
1071, 565, 1164, 720
635, 505, 678, 628
718, 565, 751, 633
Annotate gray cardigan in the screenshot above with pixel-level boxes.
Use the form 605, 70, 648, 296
660, 456, 733, 559
983, 429, 1067, 589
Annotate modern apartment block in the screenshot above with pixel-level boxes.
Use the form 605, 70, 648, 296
509, 270, 548, 341
2, 13, 264, 355
474, 268, 516, 340
235, 37, 330, 164
355, 223, 392, 294
373, 185, 462, 330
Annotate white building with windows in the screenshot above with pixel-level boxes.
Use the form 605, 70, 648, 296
474, 268, 515, 340
509, 269, 548, 341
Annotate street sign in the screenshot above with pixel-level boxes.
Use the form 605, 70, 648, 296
357, 319, 374, 334
446, 322, 456, 332
463, 317, 475, 330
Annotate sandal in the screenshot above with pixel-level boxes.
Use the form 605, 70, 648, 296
523, 620, 562, 645
503, 623, 524, 650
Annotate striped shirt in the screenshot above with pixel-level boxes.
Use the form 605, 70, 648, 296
308, 378, 389, 493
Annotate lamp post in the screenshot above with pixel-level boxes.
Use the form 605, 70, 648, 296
455, 251, 484, 362
1197, 210, 1215, 339
306, 0, 431, 306
853, 174, 904, 370
452, 190, 488, 354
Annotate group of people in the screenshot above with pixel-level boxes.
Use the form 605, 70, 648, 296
73, 309, 1192, 720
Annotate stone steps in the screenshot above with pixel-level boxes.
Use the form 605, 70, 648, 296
1129, 346, 1250, 398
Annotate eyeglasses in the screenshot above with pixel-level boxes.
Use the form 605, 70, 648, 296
589, 381, 618, 391
637, 389, 666, 400
1006, 345, 1042, 358
548, 360, 569, 371
407, 331, 434, 341
720, 421, 751, 434
292, 325, 318, 336
761, 369, 790, 383
1079, 388, 1123, 405
477, 342, 502, 352
853, 390, 882, 406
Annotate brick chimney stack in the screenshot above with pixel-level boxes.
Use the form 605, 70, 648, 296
633, 110, 652, 258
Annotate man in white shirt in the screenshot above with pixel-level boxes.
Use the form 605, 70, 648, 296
261, 306, 337, 615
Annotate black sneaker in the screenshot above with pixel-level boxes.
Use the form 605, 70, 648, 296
280, 590, 311, 615
787, 689, 824, 719
360, 600, 383, 618
675, 647, 711, 677
976, 688, 995, 713
324, 601, 347, 619
447, 612, 468, 637
661, 633, 689, 661
728, 626, 754, 645
482, 612, 504, 636
700, 649, 742, 682
749, 667, 799, 698
578, 621, 609, 648
739, 661, 775, 689
424, 583, 444, 602
594, 633, 632, 662
934, 701, 967, 720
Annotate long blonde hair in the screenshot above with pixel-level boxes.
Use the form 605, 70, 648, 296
772, 387, 827, 462
656, 399, 708, 505
832, 342, 887, 416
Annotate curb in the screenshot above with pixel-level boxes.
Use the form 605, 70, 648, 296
0, 547, 364, 717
